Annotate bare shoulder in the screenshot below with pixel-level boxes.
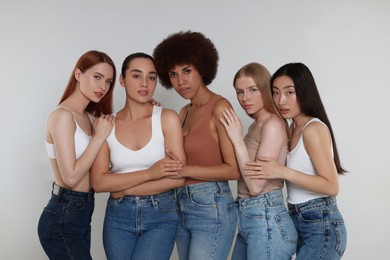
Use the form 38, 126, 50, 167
213, 97, 232, 115
47, 107, 74, 126
162, 108, 180, 119
263, 114, 285, 130
161, 108, 181, 126
303, 121, 331, 145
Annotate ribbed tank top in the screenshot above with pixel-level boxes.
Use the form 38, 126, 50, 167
45, 106, 92, 160
287, 118, 332, 204
183, 95, 224, 185
107, 106, 165, 173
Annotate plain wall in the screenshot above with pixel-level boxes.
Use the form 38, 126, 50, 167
1, 0, 389, 259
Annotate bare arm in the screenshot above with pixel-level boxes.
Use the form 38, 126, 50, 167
245, 122, 339, 196
49, 109, 114, 188
220, 108, 287, 195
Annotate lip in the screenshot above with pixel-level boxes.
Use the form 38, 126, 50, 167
95, 92, 104, 99
278, 108, 289, 115
242, 104, 253, 110
138, 90, 149, 96
178, 87, 190, 94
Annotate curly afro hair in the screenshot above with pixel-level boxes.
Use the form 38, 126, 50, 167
153, 31, 219, 89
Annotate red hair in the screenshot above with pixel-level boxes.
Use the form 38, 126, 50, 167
59, 50, 116, 116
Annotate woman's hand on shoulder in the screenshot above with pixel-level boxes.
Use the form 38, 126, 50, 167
219, 107, 244, 146
93, 114, 115, 140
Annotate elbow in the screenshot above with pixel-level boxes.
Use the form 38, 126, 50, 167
91, 180, 105, 193
327, 186, 339, 197
248, 186, 264, 197
230, 167, 241, 180
62, 175, 80, 189
90, 174, 106, 193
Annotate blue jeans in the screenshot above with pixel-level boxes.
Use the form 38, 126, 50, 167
288, 197, 347, 260
37, 183, 94, 260
103, 189, 179, 260
175, 181, 236, 260
232, 189, 297, 260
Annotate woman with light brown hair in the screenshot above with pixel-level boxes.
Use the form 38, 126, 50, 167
220, 62, 297, 259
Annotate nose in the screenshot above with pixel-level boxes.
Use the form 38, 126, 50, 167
278, 94, 286, 105
242, 91, 250, 102
141, 76, 148, 87
178, 74, 185, 86
101, 81, 108, 92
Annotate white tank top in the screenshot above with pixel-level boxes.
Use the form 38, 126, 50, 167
286, 118, 333, 204
107, 106, 165, 173
45, 106, 92, 159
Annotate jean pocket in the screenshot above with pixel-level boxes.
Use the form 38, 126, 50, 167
106, 197, 122, 208
275, 210, 298, 244
299, 207, 324, 223
38, 208, 56, 239
240, 203, 266, 219
190, 191, 217, 207
156, 197, 177, 213
333, 219, 347, 256
65, 200, 86, 213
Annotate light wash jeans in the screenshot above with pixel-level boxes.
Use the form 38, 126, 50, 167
175, 181, 236, 260
103, 189, 179, 260
288, 197, 347, 260
232, 189, 297, 260
38, 183, 94, 260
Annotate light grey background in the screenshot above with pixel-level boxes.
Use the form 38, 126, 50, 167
1, 0, 389, 259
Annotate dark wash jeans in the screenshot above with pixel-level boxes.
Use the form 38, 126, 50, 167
38, 184, 94, 260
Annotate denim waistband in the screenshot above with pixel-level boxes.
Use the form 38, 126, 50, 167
176, 181, 231, 195
288, 196, 336, 213
113, 189, 176, 203
236, 189, 284, 207
52, 182, 94, 202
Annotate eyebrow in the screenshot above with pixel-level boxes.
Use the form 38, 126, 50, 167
130, 69, 157, 75
272, 85, 295, 89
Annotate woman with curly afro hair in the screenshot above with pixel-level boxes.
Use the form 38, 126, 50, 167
154, 31, 240, 260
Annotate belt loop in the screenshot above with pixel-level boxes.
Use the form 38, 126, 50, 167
216, 181, 223, 194
265, 192, 272, 207
52, 182, 62, 197
151, 195, 156, 207
185, 186, 190, 198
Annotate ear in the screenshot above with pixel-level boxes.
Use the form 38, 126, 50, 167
74, 68, 81, 82
119, 74, 125, 87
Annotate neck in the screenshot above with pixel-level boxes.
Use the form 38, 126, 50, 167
253, 107, 271, 122
60, 88, 90, 114
190, 86, 214, 107
292, 113, 311, 128
121, 99, 153, 120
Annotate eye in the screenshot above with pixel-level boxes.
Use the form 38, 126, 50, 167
168, 72, 177, 78
106, 80, 113, 86
287, 91, 294, 95
132, 74, 141, 79
249, 88, 258, 93
149, 75, 157, 81
183, 68, 191, 74
236, 90, 244, 96
94, 75, 101, 80
272, 90, 279, 95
